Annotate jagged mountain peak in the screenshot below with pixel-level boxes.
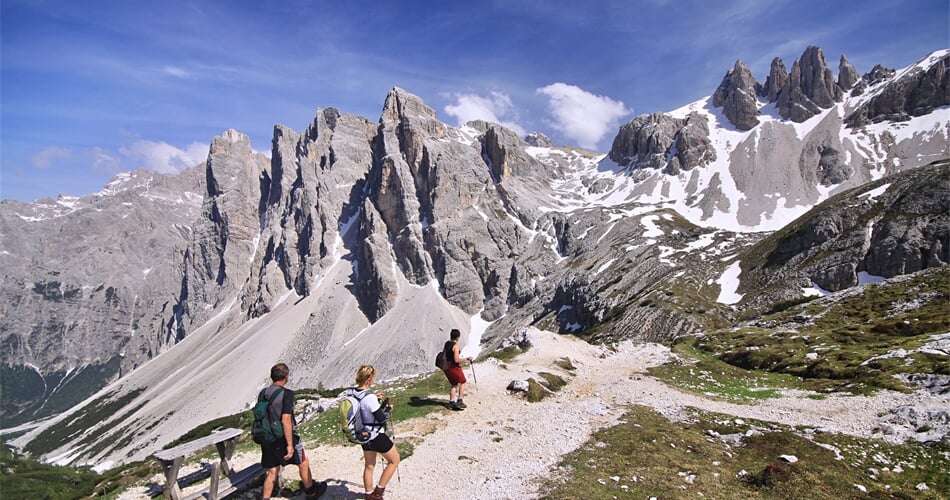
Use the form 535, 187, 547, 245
838, 53, 859, 90
606, 46, 948, 232
3, 48, 947, 471
525, 131, 555, 147
712, 59, 760, 130
381, 86, 438, 122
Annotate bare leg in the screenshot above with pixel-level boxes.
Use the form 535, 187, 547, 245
449, 384, 458, 402
459, 381, 467, 400
299, 456, 313, 490
362, 450, 378, 493
263, 467, 279, 498
377, 445, 401, 487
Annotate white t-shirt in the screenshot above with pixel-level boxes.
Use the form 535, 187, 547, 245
353, 388, 384, 439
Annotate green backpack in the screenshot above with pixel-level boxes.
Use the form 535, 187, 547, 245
338, 390, 372, 444
251, 387, 284, 444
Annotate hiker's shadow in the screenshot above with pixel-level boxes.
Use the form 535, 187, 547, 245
313, 478, 365, 499
407, 395, 448, 408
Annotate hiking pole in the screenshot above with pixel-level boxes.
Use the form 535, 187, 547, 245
470, 359, 477, 384
388, 399, 401, 484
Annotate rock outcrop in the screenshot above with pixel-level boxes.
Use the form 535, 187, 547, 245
775, 47, 843, 122
743, 161, 949, 301
174, 130, 270, 336
712, 60, 760, 130
525, 131, 555, 148
845, 52, 950, 127
838, 54, 859, 91
762, 57, 789, 102
608, 112, 716, 173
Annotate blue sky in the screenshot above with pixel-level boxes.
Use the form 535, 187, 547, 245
2, 0, 947, 202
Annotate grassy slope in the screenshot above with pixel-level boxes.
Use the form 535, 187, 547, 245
541, 405, 949, 499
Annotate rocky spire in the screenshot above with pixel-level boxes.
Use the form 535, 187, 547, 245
712, 59, 760, 130
838, 54, 859, 91
775, 46, 844, 122
762, 57, 788, 102
524, 131, 555, 148
799, 46, 841, 108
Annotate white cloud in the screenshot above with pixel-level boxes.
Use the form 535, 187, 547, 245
162, 65, 188, 78
537, 83, 631, 150
30, 147, 72, 169
90, 147, 122, 173
118, 140, 207, 174
444, 91, 526, 136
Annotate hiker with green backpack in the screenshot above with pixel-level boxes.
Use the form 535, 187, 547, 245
254, 363, 328, 499
343, 365, 399, 500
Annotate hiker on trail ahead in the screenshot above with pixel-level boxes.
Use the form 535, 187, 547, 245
351, 365, 400, 500
259, 363, 327, 499
443, 328, 473, 411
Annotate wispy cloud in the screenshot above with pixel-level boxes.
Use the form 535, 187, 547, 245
90, 147, 123, 174
118, 140, 208, 174
537, 83, 630, 149
444, 92, 526, 136
162, 65, 189, 78
30, 147, 72, 169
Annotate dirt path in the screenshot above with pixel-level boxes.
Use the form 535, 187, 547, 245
121, 328, 927, 499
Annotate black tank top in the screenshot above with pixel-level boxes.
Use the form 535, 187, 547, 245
443, 340, 458, 368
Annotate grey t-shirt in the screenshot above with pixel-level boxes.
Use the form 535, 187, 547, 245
263, 384, 295, 429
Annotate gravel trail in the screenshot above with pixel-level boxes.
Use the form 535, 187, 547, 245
121, 328, 938, 499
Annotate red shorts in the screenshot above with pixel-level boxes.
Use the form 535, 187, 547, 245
444, 365, 467, 385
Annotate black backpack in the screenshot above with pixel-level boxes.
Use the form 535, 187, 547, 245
435, 341, 454, 370
251, 387, 284, 444
435, 351, 446, 370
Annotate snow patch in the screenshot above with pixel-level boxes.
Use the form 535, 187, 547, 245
802, 282, 833, 297
716, 261, 744, 305
462, 311, 493, 359
594, 258, 617, 276
859, 183, 891, 201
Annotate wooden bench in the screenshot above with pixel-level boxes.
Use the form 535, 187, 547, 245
153, 427, 268, 500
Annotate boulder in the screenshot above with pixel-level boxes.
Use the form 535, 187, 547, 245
507, 380, 529, 392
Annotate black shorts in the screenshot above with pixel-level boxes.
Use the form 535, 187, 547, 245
360, 432, 394, 453
261, 434, 305, 468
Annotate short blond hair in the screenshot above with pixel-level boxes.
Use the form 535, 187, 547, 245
355, 365, 376, 386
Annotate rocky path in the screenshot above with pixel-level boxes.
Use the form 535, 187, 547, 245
121, 328, 935, 499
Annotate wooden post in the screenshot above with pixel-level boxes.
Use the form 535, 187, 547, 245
215, 437, 237, 476
159, 456, 183, 500
208, 461, 221, 500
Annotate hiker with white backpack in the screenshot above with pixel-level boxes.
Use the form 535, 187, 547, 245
346, 365, 399, 500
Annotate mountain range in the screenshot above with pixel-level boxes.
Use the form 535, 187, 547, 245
1, 45, 947, 469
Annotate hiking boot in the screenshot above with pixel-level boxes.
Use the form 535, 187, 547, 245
305, 481, 327, 499
450, 401, 464, 411
371, 485, 386, 499
456, 399, 467, 409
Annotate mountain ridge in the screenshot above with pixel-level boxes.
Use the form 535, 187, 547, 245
1, 46, 947, 469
